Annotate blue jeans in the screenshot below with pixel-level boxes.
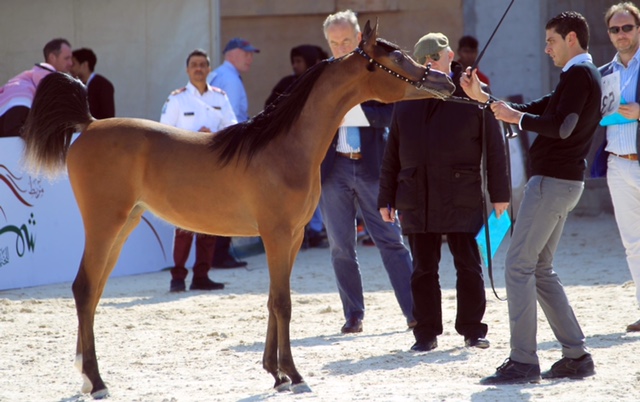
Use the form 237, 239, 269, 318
319, 156, 414, 323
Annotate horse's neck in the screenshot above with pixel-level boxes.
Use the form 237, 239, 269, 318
294, 62, 371, 167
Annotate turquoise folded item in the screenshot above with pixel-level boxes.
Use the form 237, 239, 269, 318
600, 112, 636, 126
476, 210, 511, 265
600, 98, 636, 126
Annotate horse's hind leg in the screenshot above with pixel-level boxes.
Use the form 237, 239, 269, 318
73, 205, 145, 399
261, 229, 311, 393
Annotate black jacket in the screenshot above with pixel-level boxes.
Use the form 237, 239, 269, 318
87, 74, 115, 119
513, 62, 601, 181
378, 63, 509, 234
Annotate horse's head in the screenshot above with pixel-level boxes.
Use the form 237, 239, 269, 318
356, 20, 455, 102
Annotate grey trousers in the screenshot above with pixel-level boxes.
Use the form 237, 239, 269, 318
506, 175, 588, 365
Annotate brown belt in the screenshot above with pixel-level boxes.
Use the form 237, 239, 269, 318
337, 151, 362, 160
611, 153, 639, 161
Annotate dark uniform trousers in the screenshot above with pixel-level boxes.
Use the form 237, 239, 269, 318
171, 229, 217, 280
408, 232, 488, 342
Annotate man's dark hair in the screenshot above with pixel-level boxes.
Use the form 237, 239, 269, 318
546, 11, 590, 50
72, 48, 97, 72
42, 38, 71, 61
186, 49, 210, 66
458, 35, 479, 50
605, 2, 640, 26
290, 45, 328, 69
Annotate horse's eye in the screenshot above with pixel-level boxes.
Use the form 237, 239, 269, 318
390, 50, 404, 63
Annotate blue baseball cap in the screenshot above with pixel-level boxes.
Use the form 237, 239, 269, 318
223, 38, 260, 53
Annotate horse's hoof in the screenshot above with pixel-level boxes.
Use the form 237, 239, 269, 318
274, 380, 291, 392
91, 388, 109, 399
291, 381, 312, 393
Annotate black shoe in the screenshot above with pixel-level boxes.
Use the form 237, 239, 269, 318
410, 338, 437, 352
341, 317, 363, 333
480, 358, 541, 385
541, 353, 595, 379
212, 256, 248, 269
465, 337, 490, 349
190, 277, 225, 291
170, 279, 186, 293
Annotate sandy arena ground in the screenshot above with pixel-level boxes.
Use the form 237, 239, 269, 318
1, 212, 639, 402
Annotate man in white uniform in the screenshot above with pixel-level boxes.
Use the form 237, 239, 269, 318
160, 49, 237, 292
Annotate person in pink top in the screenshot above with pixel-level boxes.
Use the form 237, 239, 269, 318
0, 38, 72, 137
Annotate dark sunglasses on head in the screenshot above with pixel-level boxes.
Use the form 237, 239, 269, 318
426, 53, 441, 61
608, 24, 639, 34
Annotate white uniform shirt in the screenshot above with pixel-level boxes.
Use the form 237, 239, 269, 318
160, 81, 237, 132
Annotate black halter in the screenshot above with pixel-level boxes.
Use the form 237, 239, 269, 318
353, 47, 440, 95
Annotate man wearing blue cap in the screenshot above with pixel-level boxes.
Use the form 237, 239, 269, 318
208, 37, 259, 123
207, 37, 260, 269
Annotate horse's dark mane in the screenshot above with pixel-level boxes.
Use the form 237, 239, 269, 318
210, 60, 330, 166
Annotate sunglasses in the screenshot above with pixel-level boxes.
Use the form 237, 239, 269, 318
426, 53, 441, 62
608, 24, 639, 34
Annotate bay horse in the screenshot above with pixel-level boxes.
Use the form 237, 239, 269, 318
21, 21, 454, 399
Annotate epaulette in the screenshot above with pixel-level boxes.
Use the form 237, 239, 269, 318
210, 86, 226, 96
170, 87, 187, 96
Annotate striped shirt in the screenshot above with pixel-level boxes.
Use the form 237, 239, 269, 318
605, 48, 640, 155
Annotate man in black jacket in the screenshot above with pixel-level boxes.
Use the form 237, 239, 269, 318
71, 48, 115, 119
378, 32, 510, 352
461, 11, 601, 385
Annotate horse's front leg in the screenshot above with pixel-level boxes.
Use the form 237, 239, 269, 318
261, 231, 311, 393
263, 294, 291, 391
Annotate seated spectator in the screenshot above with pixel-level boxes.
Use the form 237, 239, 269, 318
0, 38, 72, 137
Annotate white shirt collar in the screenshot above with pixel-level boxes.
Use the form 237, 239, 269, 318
562, 52, 592, 72
186, 81, 212, 95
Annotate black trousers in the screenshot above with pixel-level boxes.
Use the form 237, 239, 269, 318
407, 232, 488, 342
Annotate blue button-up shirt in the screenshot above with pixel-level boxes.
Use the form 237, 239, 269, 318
208, 60, 249, 122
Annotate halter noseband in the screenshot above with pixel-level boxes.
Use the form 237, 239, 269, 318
354, 47, 446, 99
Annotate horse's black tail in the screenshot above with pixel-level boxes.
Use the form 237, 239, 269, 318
21, 72, 93, 178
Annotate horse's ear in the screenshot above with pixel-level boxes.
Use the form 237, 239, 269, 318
362, 19, 379, 49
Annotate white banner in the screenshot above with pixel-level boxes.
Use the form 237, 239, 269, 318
0, 136, 176, 290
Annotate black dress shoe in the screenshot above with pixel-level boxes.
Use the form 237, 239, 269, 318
410, 338, 437, 352
480, 358, 541, 385
341, 317, 363, 333
170, 279, 186, 292
465, 337, 490, 349
190, 277, 225, 291
541, 353, 595, 379
212, 256, 248, 269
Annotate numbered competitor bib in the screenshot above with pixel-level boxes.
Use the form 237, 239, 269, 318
601, 71, 621, 117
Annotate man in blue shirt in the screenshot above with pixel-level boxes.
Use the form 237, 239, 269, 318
207, 37, 260, 269
208, 37, 259, 123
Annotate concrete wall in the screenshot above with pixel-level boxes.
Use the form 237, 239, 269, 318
464, 0, 625, 102
0, 0, 462, 121
219, 0, 463, 117
0, 0, 221, 121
